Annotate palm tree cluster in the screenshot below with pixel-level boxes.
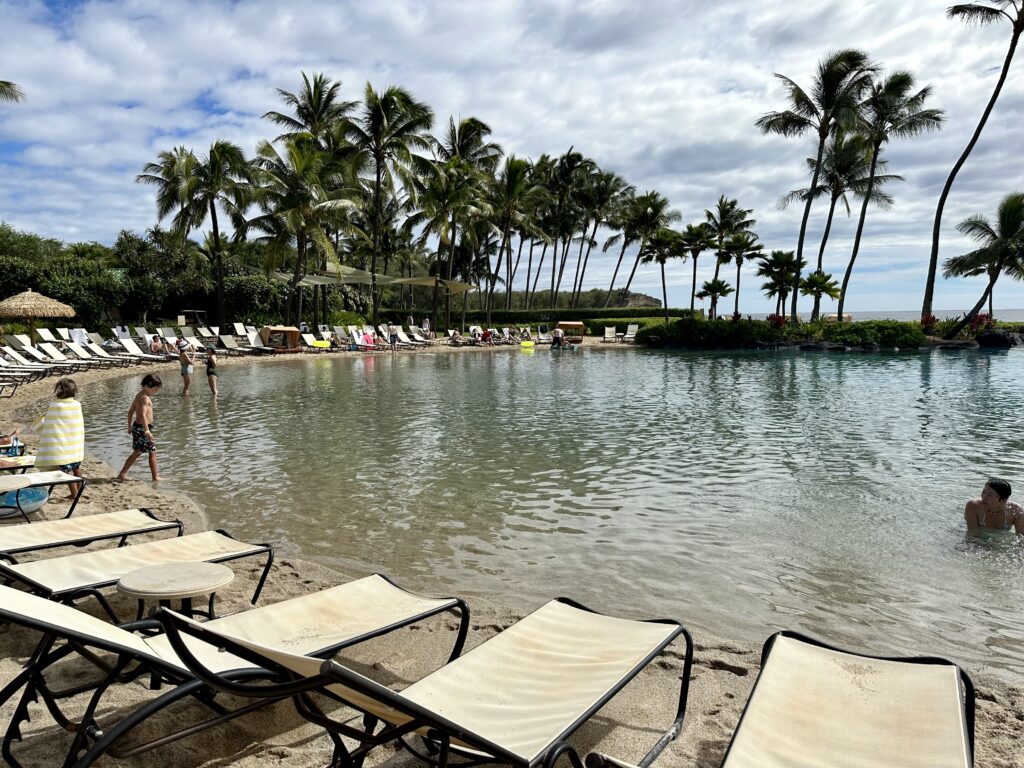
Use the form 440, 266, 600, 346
758, 50, 944, 322
137, 72, 712, 330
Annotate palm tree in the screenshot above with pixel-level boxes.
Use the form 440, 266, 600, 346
942, 192, 1024, 338
780, 132, 901, 319
837, 71, 943, 321
924, 2, 1024, 320
343, 83, 434, 322
615, 191, 680, 305
571, 171, 633, 307
601, 190, 640, 307
0, 81, 25, 103
639, 228, 687, 323
757, 250, 805, 316
138, 141, 250, 329
724, 231, 763, 317
695, 278, 734, 320
679, 223, 714, 313
799, 270, 841, 313
756, 49, 878, 321
548, 150, 595, 307
704, 196, 755, 282
263, 71, 355, 145
434, 116, 503, 173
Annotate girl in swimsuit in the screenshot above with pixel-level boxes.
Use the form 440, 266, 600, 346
964, 477, 1024, 534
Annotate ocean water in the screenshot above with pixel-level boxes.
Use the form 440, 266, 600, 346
78, 347, 1024, 679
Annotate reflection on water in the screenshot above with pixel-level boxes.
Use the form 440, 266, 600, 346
79, 348, 1024, 679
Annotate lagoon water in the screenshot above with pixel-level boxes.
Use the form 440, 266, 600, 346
78, 347, 1024, 679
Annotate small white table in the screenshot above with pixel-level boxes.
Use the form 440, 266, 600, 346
118, 561, 235, 620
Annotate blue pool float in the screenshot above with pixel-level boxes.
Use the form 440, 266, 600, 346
0, 486, 49, 515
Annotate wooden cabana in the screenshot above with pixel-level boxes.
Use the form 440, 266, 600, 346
259, 326, 302, 354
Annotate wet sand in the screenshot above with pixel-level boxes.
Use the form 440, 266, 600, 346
0, 351, 1021, 767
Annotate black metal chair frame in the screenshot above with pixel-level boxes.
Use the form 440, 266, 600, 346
158, 596, 693, 768
0, 507, 184, 564
0, 574, 468, 768
0, 528, 274, 622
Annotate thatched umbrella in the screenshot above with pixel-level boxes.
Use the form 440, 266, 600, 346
0, 289, 75, 334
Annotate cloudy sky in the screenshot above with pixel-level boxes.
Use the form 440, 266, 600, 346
1, 0, 1022, 314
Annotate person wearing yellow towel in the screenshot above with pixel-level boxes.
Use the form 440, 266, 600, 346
32, 378, 85, 500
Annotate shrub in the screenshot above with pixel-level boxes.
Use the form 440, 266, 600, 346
969, 313, 993, 332
635, 317, 927, 349
327, 309, 367, 329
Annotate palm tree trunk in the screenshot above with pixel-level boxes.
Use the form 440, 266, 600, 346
837, 148, 880, 322
620, 237, 649, 305
550, 232, 559, 309
523, 239, 536, 308
509, 236, 525, 309
924, 29, 1020, 320
604, 240, 629, 307
661, 261, 669, 324
461, 290, 468, 331
529, 242, 548, 309
817, 195, 839, 272
712, 241, 724, 282
445, 219, 458, 329
989, 281, 994, 317
554, 239, 571, 307
945, 270, 1001, 339
209, 201, 226, 331
431, 233, 445, 335
567, 224, 587, 307
370, 160, 383, 325
690, 255, 699, 313
488, 229, 509, 323
734, 260, 742, 317
792, 129, 829, 322
574, 220, 600, 308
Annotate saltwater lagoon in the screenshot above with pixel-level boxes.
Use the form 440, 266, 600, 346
79, 347, 1024, 679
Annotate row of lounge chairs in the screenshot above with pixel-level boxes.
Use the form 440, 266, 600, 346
601, 324, 639, 343
0, 492, 977, 767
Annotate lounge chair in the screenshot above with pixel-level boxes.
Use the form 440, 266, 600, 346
622, 324, 639, 344
0, 574, 468, 767
56, 328, 72, 342
590, 629, 975, 768
601, 326, 618, 343
0, 381, 19, 398
0, 469, 86, 522
245, 331, 275, 355
348, 325, 378, 351
36, 342, 99, 369
396, 328, 425, 347
118, 337, 170, 361
233, 322, 247, 337
35, 328, 61, 344
0, 508, 182, 563
158, 597, 692, 768
0, 357, 49, 381
133, 325, 151, 341
0, 529, 274, 619
196, 326, 215, 340
84, 341, 140, 366
301, 332, 331, 352
538, 327, 553, 343
3, 346, 71, 374
64, 341, 121, 369
219, 335, 255, 355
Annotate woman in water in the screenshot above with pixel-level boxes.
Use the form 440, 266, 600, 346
964, 477, 1024, 534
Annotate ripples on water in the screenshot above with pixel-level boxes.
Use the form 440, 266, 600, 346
79, 348, 1024, 679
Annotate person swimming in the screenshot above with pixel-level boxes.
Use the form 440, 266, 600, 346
964, 477, 1024, 535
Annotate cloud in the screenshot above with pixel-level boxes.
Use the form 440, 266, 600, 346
0, 0, 1022, 312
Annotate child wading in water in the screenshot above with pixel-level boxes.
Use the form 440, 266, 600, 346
32, 378, 85, 499
117, 374, 162, 481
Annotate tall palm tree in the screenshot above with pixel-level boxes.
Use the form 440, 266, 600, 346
343, 83, 434, 322
757, 250, 805, 316
837, 71, 944, 321
756, 49, 877, 321
679, 222, 714, 312
548, 150, 595, 307
434, 116, 503, 173
704, 196, 755, 282
571, 171, 633, 307
696, 278, 734, 320
600, 190, 639, 307
724, 231, 763, 317
924, 2, 1024, 320
942, 192, 1024, 338
799, 271, 841, 313
780, 132, 901, 316
614, 191, 680, 305
263, 71, 355, 145
639, 228, 687, 323
137, 141, 250, 329
0, 81, 25, 103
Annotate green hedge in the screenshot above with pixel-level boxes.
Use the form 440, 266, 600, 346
637, 318, 929, 349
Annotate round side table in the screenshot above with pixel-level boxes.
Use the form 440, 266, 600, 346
117, 561, 235, 621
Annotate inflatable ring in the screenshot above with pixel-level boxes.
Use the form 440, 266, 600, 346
520, 341, 535, 348
0, 486, 49, 515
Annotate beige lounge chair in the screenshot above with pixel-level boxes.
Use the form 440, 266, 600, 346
602, 326, 618, 343
158, 597, 692, 768
0, 574, 468, 767
84, 340, 140, 366
590, 630, 974, 768
622, 324, 639, 343
0, 529, 274, 619
0, 508, 182, 562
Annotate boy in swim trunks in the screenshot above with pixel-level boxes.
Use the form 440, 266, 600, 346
964, 477, 1024, 534
116, 374, 162, 482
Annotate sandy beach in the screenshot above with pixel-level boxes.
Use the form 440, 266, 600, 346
1, 353, 1022, 768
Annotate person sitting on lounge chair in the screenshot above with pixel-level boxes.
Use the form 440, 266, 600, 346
149, 337, 164, 355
